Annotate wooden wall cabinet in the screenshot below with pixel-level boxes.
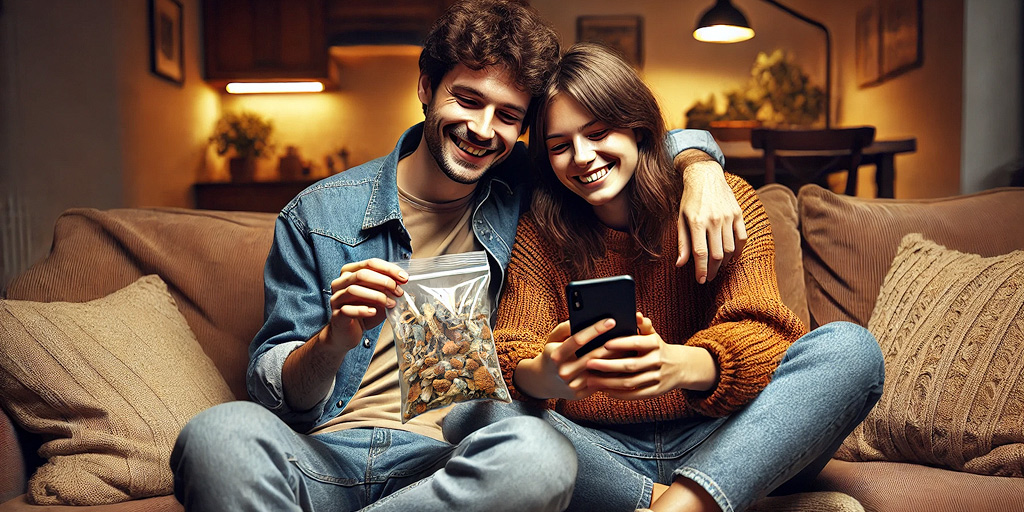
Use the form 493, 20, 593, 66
203, 0, 328, 82
325, 0, 454, 46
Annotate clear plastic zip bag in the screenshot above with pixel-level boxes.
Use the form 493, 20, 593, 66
386, 251, 511, 422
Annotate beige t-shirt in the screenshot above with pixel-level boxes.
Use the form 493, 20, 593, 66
312, 184, 483, 441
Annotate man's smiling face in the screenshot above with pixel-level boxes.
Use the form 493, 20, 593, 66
419, 64, 531, 185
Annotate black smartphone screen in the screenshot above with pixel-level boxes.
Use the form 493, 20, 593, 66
566, 275, 637, 357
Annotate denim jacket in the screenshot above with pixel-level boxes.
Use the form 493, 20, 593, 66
247, 123, 725, 431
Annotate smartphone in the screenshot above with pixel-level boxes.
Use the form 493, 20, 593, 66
567, 275, 637, 357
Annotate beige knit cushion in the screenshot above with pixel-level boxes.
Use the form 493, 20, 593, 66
836, 234, 1024, 476
0, 275, 234, 505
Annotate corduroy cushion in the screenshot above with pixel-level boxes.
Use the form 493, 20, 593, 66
0, 275, 235, 505
798, 185, 1024, 328
3, 208, 277, 399
755, 184, 809, 328
836, 234, 1024, 476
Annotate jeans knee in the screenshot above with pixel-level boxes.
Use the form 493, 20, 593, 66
804, 321, 885, 392
496, 415, 577, 507
172, 401, 276, 476
443, 400, 543, 444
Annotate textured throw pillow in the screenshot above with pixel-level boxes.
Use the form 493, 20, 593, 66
836, 234, 1024, 476
0, 275, 235, 505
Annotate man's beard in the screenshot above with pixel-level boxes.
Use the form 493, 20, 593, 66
422, 109, 505, 185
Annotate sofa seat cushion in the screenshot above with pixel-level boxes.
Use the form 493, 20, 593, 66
837, 234, 1024, 476
813, 459, 1024, 512
0, 275, 234, 505
798, 185, 1024, 327
0, 493, 181, 511
3, 208, 277, 399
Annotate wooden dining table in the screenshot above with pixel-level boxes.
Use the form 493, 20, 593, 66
717, 137, 917, 198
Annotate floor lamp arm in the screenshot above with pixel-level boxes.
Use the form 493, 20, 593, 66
761, 0, 832, 128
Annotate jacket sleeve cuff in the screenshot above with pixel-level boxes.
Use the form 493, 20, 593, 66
248, 341, 333, 427
665, 129, 726, 167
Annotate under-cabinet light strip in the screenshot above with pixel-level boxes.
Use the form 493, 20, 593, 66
225, 82, 325, 94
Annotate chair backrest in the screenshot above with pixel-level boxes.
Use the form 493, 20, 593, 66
750, 126, 876, 195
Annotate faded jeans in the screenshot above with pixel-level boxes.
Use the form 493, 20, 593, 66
444, 321, 885, 512
170, 401, 577, 512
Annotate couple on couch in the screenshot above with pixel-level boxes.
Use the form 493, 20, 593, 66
170, 1, 883, 511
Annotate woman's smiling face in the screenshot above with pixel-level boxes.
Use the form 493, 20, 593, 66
543, 93, 638, 221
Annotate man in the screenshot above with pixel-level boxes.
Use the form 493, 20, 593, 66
171, 1, 742, 511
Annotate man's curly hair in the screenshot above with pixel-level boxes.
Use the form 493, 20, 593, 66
419, 0, 561, 118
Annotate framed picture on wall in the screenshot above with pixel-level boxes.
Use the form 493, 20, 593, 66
855, 4, 881, 87
576, 15, 643, 68
880, 0, 923, 79
150, 0, 184, 85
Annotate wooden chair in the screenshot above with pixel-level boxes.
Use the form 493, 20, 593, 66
750, 127, 876, 195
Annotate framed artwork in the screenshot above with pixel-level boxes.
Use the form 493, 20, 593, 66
855, 0, 922, 87
855, 4, 881, 87
150, 0, 184, 84
576, 15, 643, 68
880, 0, 923, 78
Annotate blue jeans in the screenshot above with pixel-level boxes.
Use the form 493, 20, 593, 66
445, 321, 885, 512
170, 401, 577, 511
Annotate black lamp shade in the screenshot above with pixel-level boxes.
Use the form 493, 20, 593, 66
697, 0, 751, 28
694, 0, 755, 43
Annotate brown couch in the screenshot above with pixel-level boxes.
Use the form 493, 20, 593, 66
1, 184, 1023, 511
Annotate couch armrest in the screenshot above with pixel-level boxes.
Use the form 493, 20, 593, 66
0, 407, 25, 504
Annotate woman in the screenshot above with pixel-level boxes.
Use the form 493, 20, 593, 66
460, 43, 885, 512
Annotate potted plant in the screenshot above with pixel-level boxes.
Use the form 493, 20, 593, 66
209, 111, 274, 182
685, 49, 825, 130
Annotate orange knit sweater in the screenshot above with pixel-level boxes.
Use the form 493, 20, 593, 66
494, 174, 807, 425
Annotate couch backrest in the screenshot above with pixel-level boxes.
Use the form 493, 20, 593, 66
4, 208, 277, 400
798, 185, 1024, 328
754, 184, 811, 328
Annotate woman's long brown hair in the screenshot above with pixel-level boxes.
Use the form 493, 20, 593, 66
527, 42, 680, 276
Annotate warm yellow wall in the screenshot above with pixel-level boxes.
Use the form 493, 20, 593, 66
117, 0, 220, 207
835, 0, 964, 198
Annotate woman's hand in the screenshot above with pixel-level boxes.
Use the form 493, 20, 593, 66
585, 314, 719, 400
513, 318, 618, 400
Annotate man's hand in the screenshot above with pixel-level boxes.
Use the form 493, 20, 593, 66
324, 258, 408, 352
283, 258, 407, 411
675, 156, 747, 284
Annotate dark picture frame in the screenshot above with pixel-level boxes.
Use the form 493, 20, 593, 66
880, 0, 923, 79
576, 15, 643, 68
150, 0, 184, 84
856, 0, 922, 87
855, 4, 881, 87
